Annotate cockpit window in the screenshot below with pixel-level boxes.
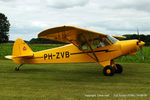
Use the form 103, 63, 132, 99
107, 35, 118, 44
80, 35, 118, 50
80, 37, 111, 50
96, 37, 110, 48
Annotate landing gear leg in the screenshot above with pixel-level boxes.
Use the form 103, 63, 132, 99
15, 64, 24, 71
111, 60, 123, 73
115, 64, 123, 73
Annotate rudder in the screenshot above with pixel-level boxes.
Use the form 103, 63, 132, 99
13, 38, 33, 57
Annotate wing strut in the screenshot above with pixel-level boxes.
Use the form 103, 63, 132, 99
64, 26, 99, 62
83, 34, 99, 63
63, 26, 98, 61
65, 37, 97, 61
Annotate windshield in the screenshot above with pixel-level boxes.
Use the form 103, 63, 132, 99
107, 35, 118, 44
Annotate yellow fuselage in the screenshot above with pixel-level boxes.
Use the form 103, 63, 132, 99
13, 39, 144, 67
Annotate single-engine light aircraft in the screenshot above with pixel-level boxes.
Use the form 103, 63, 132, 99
5, 26, 145, 76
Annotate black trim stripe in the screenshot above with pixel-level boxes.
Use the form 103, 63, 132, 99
70, 50, 116, 55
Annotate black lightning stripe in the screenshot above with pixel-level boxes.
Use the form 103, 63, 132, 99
70, 50, 116, 55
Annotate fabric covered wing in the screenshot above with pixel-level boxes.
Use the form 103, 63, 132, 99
38, 26, 107, 46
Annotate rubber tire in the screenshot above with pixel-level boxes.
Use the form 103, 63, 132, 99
103, 65, 115, 76
115, 64, 123, 73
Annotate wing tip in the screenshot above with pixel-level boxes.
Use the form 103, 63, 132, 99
113, 35, 126, 39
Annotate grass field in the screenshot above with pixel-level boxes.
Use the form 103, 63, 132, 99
0, 60, 150, 100
0, 43, 150, 99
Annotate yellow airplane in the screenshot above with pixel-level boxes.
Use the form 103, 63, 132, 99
5, 26, 145, 76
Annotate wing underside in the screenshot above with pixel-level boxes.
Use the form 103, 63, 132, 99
38, 26, 107, 46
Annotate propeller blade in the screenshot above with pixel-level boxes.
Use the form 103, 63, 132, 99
137, 28, 144, 60
140, 46, 144, 60
137, 28, 140, 41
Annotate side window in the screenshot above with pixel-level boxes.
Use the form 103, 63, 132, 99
80, 37, 110, 50
96, 38, 110, 48
81, 42, 91, 50
93, 39, 100, 49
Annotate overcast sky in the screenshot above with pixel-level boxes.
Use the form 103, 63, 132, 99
0, 0, 150, 41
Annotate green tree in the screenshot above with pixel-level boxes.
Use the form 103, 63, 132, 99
0, 13, 10, 43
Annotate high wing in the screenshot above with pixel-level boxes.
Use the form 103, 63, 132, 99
38, 26, 107, 46
38, 26, 125, 46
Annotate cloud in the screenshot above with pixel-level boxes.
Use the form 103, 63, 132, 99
0, 0, 150, 40
9, 26, 42, 40
0, 0, 13, 2
31, 21, 49, 28
97, 0, 150, 12
46, 0, 89, 9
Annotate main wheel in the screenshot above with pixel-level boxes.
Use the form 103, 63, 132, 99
115, 64, 123, 73
103, 65, 115, 76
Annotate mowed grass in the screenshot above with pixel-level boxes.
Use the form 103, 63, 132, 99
0, 60, 150, 100
0, 43, 150, 99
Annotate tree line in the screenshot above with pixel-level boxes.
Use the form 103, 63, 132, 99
123, 34, 150, 46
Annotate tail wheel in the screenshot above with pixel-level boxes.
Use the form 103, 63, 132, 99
115, 64, 123, 73
15, 64, 24, 71
103, 65, 115, 76
15, 67, 19, 71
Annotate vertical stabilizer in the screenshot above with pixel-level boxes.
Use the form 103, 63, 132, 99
12, 38, 33, 57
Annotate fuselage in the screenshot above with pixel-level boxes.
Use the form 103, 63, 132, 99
13, 39, 144, 67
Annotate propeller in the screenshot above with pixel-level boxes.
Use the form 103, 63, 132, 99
137, 28, 144, 60
137, 28, 140, 41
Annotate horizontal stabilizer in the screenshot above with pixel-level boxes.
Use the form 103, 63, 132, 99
5, 55, 13, 59
5, 54, 34, 59
14, 53, 34, 58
